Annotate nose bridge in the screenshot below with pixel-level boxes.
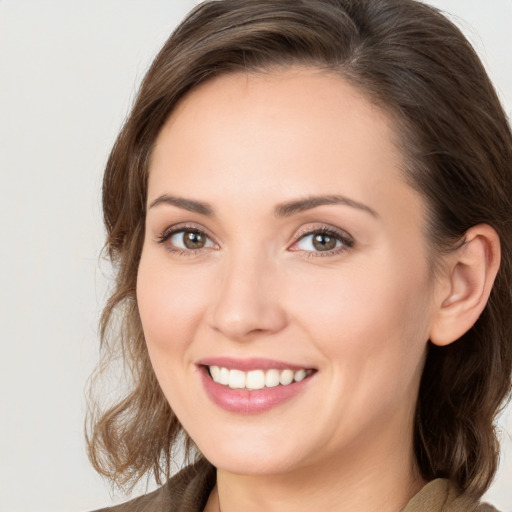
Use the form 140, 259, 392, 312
208, 243, 287, 341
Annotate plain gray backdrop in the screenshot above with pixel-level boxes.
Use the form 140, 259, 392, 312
0, 1, 511, 511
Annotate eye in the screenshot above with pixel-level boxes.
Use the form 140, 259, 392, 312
291, 227, 353, 256
158, 226, 217, 254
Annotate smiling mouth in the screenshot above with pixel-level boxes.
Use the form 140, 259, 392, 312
206, 366, 315, 390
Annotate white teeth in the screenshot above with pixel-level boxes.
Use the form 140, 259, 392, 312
294, 369, 307, 382
228, 369, 246, 389
265, 369, 280, 388
209, 366, 312, 389
210, 366, 221, 382
279, 369, 294, 386
246, 370, 265, 390
219, 367, 230, 385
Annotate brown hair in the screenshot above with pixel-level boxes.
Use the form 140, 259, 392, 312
86, 0, 512, 498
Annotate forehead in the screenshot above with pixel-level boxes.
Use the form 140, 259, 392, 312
154, 67, 399, 169
148, 66, 423, 228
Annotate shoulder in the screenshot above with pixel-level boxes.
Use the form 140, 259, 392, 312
403, 479, 502, 512
475, 504, 500, 512
91, 459, 216, 512
449, 484, 501, 512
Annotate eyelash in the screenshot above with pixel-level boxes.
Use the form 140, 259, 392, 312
293, 226, 354, 258
156, 224, 354, 258
157, 224, 213, 257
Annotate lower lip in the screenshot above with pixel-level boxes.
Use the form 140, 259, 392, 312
199, 367, 314, 414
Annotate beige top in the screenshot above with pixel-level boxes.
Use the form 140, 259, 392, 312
94, 460, 500, 512
402, 478, 499, 512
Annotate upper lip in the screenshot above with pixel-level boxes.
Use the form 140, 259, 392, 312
197, 357, 314, 372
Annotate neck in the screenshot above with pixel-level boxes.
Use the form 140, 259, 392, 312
212, 425, 426, 512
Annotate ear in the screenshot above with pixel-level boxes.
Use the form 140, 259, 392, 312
429, 224, 501, 347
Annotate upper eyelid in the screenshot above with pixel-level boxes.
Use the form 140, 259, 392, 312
291, 225, 355, 251
294, 224, 352, 240
158, 222, 216, 242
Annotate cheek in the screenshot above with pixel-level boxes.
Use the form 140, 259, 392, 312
136, 252, 214, 418
292, 263, 432, 436
136, 253, 212, 355
287, 255, 432, 375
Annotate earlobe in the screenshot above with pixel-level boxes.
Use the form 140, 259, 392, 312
429, 224, 501, 347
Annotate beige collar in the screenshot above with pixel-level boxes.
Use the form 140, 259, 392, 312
402, 479, 494, 512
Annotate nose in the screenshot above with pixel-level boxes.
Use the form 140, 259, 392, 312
207, 251, 288, 342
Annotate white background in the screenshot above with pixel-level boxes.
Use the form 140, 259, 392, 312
0, 1, 510, 511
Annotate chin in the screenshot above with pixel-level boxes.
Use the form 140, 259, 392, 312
205, 448, 301, 476
190, 424, 312, 476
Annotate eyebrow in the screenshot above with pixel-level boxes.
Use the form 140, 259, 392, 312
149, 195, 215, 216
274, 194, 379, 218
149, 193, 379, 218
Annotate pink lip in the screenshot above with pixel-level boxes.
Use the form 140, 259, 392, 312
198, 357, 312, 371
197, 361, 316, 414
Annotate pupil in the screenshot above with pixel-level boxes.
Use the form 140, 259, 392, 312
313, 234, 336, 251
184, 231, 205, 249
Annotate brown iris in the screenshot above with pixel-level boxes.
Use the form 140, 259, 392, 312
312, 233, 337, 251
183, 231, 206, 249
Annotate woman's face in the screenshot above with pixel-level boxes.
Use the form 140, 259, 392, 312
138, 67, 438, 476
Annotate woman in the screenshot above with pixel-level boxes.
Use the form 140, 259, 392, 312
87, 0, 512, 510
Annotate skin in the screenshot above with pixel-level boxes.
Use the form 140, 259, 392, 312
137, 67, 499, 511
